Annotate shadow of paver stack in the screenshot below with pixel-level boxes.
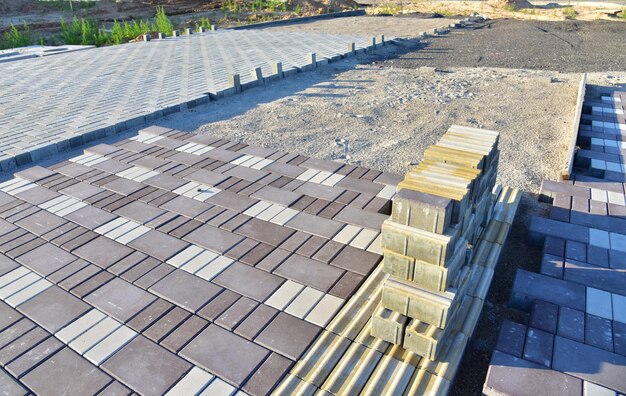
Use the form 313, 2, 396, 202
371, 125, 500, 360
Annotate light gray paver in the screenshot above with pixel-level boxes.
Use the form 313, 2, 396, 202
0, 29, 385, 170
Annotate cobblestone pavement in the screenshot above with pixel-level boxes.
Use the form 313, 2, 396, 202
0, 125, 400, 395
0, 29, 382, 171
484, 90, 626, 394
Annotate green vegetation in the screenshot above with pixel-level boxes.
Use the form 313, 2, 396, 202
620, 8, 626, 19
503, 2, 518, 12
194, 17, 212, 32
563, 6, 576, 19
155, 6, 174, 35
378, 3, 402, 15
0, 23, 33, 50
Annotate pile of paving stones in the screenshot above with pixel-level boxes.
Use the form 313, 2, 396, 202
370, 125, 500, 359
484, 91, 626, 395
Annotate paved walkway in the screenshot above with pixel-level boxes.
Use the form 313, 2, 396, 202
484, 90, 626, 395
0, 29, 382, 171
0, 125, 399, 395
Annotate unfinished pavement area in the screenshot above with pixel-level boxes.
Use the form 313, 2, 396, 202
0, 28, 395, 171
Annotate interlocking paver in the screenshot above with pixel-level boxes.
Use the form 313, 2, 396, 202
85, 278, 157, 322
181, 324, 270, 387
149, 270, 221, 313
255, 312, 322, 360
103, 336, 191, 396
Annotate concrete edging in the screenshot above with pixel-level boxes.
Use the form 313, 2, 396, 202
561, 72, 587, 180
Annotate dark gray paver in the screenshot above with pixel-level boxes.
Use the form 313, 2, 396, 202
484, 350, 582, 396
149, 270, 221, 313
180, 324, 270, 386
22, 348, 113, 396
255, 312, 322, 360
102, 336, 191, 396
17, 287, 90, 333
85, 278, 156, 322
213, 262, 284, 302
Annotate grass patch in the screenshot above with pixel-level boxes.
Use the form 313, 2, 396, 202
0, 23, 33, 50
503, 2, 518, 12
377, 3, 402, 15
563, 6, 577, 19
194, 17, 212, 32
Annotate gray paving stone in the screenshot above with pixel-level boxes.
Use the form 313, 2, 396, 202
149, 270, 221, 313
511, 270, 586, 311
180, 324, 270, 386
255, 312, 322, 360
85, 278, 157, 322
484, 350, 582, 396
495, 320, 526, 358
102, 336, 191, 396
553, 336, 626, 393
17, 286, 90, 333
523, 328, 554, 367
558, 307, 585, 342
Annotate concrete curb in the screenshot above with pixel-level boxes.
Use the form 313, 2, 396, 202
561, 72, 587, 180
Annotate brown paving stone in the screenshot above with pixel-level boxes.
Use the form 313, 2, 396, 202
312, 240, 344, 264
97, 380, 132, 396
85, 278, 157, 323
58, 265, 101, 292
235, 218, 295, 247
185, 224, 244, 254
334, 205, 388, 230
161, 196, 210, 219
143, 306, 190, 342
296, 236, 326, 258
0, 233, 38, 257
0, 301, 21, 330
215, 296, 258, 331
149, 270, 221, 313
240, 243, 275, 266
155, 215, 188, 235
0, 319, 35, 350
364, 196, 391, 214
126, 299, 174, 333
197, 289, 241, 321
40, 222, 76, 243
330, 246, 382, 276
5, 336, 63, 379
274, 254, 344, 292
242, 352, 293, 396
107, 251, 147, 276
47, 259, 89, 284
207, 190, 258, 213
280, 231, 311, 253
59, 229, 100, 252
74, 237, 134, 269
128, 230, 188, 262
160, 315, 208, 353
194, 206, 225, 223
134, 263, 175, 289
17, 287, 90, 333
15, 211, 66, 237
224, 238, 259, 261
103, 336, 191, 396
0, 255, 19, 278
103, 178, 146, 197
335, 190, 359, 206
296, 183, 345, 202
103, 196, 135, 212
221, 213, 251, 232
347, 193, 374, 209
120, 257, 160, 283
318, 201, 345, 219
0, 327, 48, 365
65, 206, 117, 230
285, 212, 343, 239
70, 271, 114, 298
235, 304, 279, 341
255, 312, 322, 360
214, 262, 284, 302
180, 324, 270, 386
206, 209, 238, 227
114, 201, 165, 225
15, 186, 59, 205
60, 182, 105, 201
22, 348, 112, 396
4, 205, 39, 224
185, 169, 229, 187
142, 173, 187, 191
255, 249, 291, 273
168, 219, 203, 239
329, 271, 365, 300
7, 238, 46, 259
303, 199, 330, 216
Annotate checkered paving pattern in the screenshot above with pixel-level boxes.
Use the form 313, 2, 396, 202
0, 29, 383, 170
0, 125, 402, 395
484, 91, 626, 395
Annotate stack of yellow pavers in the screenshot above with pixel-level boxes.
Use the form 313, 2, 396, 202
371, 125, 500, 361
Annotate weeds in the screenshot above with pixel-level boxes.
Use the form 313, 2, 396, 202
563, 6, 576, 19
0, 23, 33, 50
194, 17, 212, 32
37, 0, 96, 11
503, 2, 518, 12
619, 8, 626, 19
377, 3, 402, 15
155, 6, 174, 35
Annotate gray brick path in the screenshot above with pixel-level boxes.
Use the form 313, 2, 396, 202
0, 30, 385, 170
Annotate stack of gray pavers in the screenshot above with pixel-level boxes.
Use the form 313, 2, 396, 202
370, 125, 500, 360
484, 90, 626, 395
